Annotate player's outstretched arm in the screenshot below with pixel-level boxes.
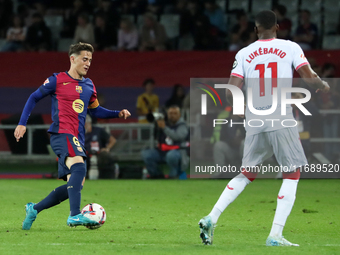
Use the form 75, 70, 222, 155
88, 105, 131, 120
14, 89, 45, 142
297, 65, 330, 93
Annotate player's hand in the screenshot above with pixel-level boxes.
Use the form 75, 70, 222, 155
100, 148, 110, 153
119, 109, 131, 119
156, 119, 166, 129
14, 125, 26, 142
316, 81, 330, 93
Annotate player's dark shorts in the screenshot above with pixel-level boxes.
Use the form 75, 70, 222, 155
50, 133, 87, 181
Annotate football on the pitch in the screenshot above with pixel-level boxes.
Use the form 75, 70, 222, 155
81, 203, 106, 229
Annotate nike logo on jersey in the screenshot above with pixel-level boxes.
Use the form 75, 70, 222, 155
227, 185, 234, 190
63, 82, 71, 85
278, 195, 284, 199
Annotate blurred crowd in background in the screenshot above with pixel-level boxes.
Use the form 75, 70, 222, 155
1, 0, 340, 52
1, 0, 340, 176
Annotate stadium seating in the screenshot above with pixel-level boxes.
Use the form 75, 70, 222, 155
278, 0, 299, 15
310, 12, 323, 32
324, 11, 339, 35
324, 0, 340, 12
57, 38, 74, 52
160, 14, 180, 39
216, 0, 226, 12
121, 14, 135, 24
290, 12, 299, 35
251, 0, 272, 15
228, 0, 249, 12
322, 35, 340, 49
300, 0, 322, 13
44, 15, 63, 50
178, 34, 194, 51
0, 39, 6, 50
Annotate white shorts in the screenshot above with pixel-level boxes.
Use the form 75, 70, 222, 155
242, 127, 307, 172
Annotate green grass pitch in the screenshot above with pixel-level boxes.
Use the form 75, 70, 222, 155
0, 179, 339, 255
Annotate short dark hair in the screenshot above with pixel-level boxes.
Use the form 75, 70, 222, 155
274, 4, 287, 16
69, 42, 94, 57
78, 12, 90, 23
301, 9, 311, 16
142, 78, 155, 87
255, 10, 277, 30
32, 13, 43, 20
168, 105, 180, 111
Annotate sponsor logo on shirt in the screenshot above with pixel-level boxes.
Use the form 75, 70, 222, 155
76, 86, 83, 93
72, 99, 84, 113
43, 78, 49, 85
63, 82, 71, 85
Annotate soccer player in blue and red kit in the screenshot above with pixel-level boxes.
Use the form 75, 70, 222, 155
14, 42, 131, 229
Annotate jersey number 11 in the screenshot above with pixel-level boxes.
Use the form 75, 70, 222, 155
255, 62, 277, 97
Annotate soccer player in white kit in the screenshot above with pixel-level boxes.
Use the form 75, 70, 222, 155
198, 10, 330, 246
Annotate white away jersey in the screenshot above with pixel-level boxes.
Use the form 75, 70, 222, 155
231, 38, 309, 135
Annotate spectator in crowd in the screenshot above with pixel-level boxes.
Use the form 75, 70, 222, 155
273, 4, 292, 40
139, 13, 168, 51
293, 10, 318, 50
229, 11, 256, 51
146, 0, 164, 16
1, 15, 27, 52
32, 1, 47, 17
136, 78, 160, 123
24, 13, 51, 51
62, 0, 88, 38
117, 17, 139, 51
164, 0, 187, 14
165, 84, 186, 108
94, 14, 115, 51
141, 105, 189, 179
0, 0, 13, 38
95, 0, 120, 37
210, 106, 244, 176
73, 12, 95, 45
120, 0, 148, 16
17, 3, 31, 27
203, 0, 226, 35
85, 114, 118, 179
180, 0, 212, 50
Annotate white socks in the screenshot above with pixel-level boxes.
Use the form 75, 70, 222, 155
208, 174, 299, 237
269, 178, 299, 237
209, 173, 251, 224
